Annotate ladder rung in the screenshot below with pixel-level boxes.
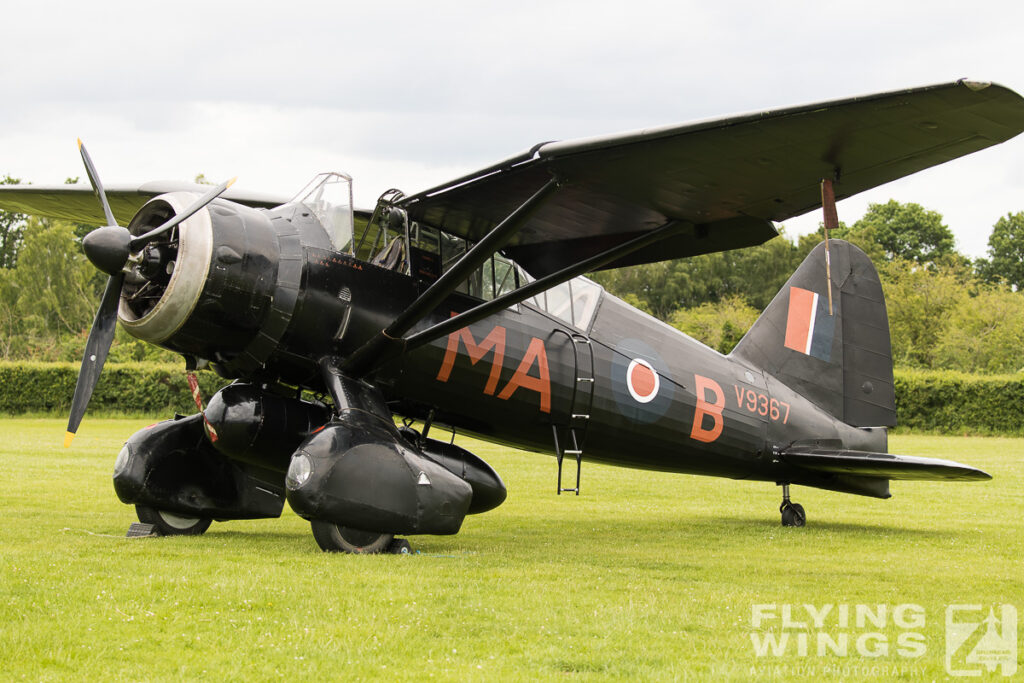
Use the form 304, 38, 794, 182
563, 449, 583, 455
577, 377, 595, 383
571, 414, 590, 419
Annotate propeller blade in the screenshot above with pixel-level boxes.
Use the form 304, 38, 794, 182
129, 177, 236, 251
65, 272, 124, 447
78, 139, 117, 227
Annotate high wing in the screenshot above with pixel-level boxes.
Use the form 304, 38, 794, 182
402, 79, 1024, 277
0, 180, 287, 225
782, 448, 991, 481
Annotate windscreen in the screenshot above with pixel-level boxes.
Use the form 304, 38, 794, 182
292, 172, 355, 252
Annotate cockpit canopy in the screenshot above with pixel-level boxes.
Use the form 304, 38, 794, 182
293, 172, 602, 333
292, 172, 355, 253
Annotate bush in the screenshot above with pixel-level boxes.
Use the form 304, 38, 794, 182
3, 363, 1023, 437
0, 361, 230, 416
669, 296, 760, 354
894, 368, 1024, 435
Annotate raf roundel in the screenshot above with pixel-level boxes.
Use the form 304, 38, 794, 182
626, 358, 660, 404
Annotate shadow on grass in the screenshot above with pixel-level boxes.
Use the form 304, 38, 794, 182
709, 515, 951, 538
131, 511, 954, 561
504, 511, 951, 537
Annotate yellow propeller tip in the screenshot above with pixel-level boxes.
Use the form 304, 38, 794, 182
64, 431, 75, 448
77, 138, 83, 149
227, 176, 238, 188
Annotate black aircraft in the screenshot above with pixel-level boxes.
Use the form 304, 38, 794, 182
3, 80, 1023, 551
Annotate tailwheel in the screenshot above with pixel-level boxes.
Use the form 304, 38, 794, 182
310, 520, 393, 554
778, 484, 806, 527
781, 502, 806, 527
136, 504, 212, 536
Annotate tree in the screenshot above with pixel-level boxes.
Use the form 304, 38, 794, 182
669, 295, 760, 354
0, 175, 26, 268
934, 286, 1024, 374
800, 220, 888, 263
3, 217, 98, 359
590, 230, 813, 319
846, 200, 956, 264
879, 259, 971, 368
976, 211, 1024, 289
589, 259, 686, 320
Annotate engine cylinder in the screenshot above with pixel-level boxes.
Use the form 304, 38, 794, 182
119, 194, 282, 363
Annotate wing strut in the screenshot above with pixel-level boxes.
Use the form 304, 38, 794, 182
346, 201, 690, 376
403, 218, 689, 352
342, 178, 561, 376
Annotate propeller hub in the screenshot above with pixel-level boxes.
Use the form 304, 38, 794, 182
82, 225, 132, 275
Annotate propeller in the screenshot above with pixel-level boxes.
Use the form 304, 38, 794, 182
65, 141, 234, 447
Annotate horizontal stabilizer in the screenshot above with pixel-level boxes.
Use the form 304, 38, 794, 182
782, 448, 991, 481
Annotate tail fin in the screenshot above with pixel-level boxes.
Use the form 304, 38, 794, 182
731, 239, 896, 427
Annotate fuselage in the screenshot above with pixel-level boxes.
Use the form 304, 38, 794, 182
120, 195, 884, 488
238, 243, 884, 486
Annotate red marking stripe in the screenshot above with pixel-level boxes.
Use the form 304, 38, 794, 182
784, 287, 815, 354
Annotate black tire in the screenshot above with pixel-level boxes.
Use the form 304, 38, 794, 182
136, 505, 212, 536
781, 503, 806, 527
310, 521, 393, 554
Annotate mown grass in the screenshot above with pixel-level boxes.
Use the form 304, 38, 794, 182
1, 419, 1021, 681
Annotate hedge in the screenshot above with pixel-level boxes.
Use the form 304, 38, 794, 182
0, 361, 230, 416
3, 362, 1024, 436
893, 368, 1024, 436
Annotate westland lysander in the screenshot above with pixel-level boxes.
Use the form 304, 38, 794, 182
3, 80, 1022, 551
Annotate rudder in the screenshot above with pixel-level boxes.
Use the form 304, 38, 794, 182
731, 239, 896, 427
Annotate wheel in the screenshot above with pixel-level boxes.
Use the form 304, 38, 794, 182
781, 503, 806, 527
310, 521, 394, 554
136, 505, 212, 536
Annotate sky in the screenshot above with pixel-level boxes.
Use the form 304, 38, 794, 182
1, 0, 1023, 258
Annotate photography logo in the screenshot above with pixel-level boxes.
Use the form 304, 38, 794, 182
945, 604, 1017, 677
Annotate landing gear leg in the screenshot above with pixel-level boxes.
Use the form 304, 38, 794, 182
779, 484, 806, 527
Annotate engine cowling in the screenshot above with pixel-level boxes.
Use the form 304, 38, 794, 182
117, 192, 334, 378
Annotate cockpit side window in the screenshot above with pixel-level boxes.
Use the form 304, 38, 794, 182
517, 270, 602, 332
409, 222, 441, 281
348, 210, 602, 329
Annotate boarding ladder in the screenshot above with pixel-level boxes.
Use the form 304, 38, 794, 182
551, 330, 596, 495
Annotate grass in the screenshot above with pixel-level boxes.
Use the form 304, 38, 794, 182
1, 419, 1021, 681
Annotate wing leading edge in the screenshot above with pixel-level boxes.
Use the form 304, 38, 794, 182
0, 181, 287, 226
402, 79, 1024, 276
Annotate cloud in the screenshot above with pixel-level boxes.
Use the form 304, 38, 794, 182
2, 1, 1023, 255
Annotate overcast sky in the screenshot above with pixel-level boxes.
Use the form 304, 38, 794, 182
2, 1, 1022, 257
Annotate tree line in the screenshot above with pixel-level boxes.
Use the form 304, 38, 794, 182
0, 176, 176, 363
2, 178, 1023, 374
590, 200, 1024, 374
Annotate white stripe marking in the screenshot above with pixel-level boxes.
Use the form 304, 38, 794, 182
805, 292, 819, 355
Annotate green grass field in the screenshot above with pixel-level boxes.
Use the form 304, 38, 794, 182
1, 419, 1021, 681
